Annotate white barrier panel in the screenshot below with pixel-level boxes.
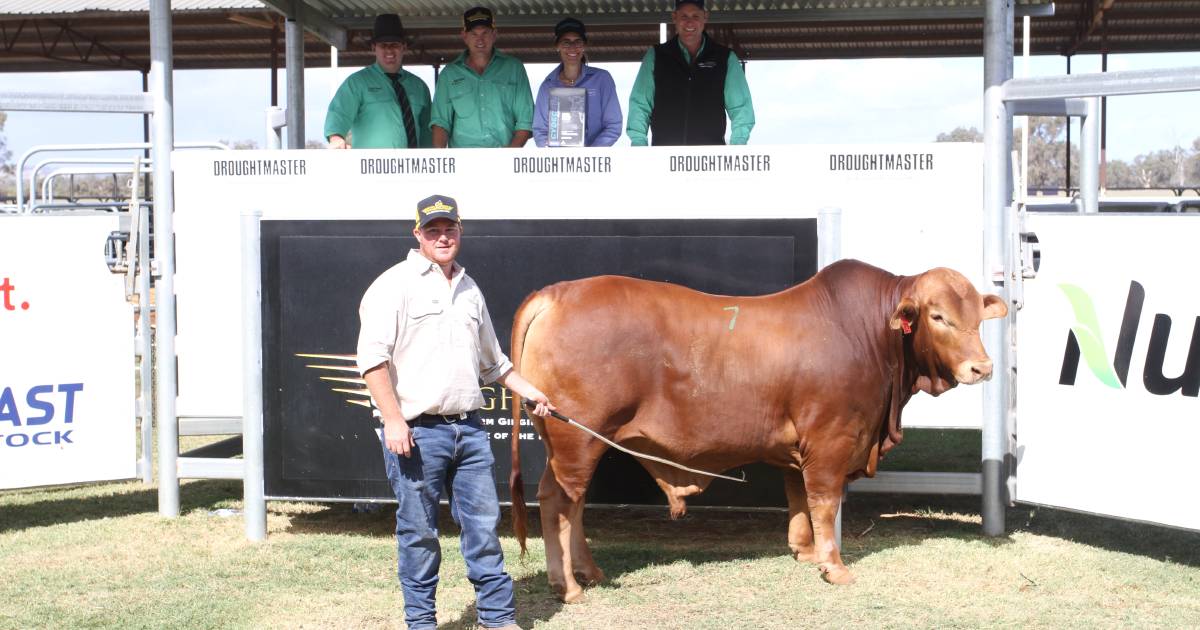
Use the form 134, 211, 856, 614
172, 144, 985, 428
0, 215, 134, 489
1018, 213, 1200, 531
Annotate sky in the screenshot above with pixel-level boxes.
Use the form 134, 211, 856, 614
2, 48, 1199, 167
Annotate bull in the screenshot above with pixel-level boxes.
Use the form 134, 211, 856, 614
507, 259, 1007, 601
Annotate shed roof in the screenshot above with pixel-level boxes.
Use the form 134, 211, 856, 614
2, 0, 1198, 72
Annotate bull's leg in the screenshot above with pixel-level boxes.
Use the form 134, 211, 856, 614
567, 499, 605, 587
783, 469, 817, 563
802, 468, 854, 585
536, 468, 586, 603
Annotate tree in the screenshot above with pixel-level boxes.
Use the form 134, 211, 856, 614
1188, 137, 1200, 186
0, 112, 13, 199
220, 138, 260, 150
935, 126, 983, 143
1023, 117, 1079, 190
1104, 159, 1142, 188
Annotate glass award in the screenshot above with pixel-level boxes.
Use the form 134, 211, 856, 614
548, 87, 587, 147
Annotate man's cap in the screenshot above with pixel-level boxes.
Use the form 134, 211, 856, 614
675, 0, 704, 9
554, 17, 587, 42
415, 194, 462, 228
463, 6, 495, 30
371, 14, 407, 44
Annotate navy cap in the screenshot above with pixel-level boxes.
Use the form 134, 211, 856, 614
554, 17, 587, 42
371, 14, 406, 44
675, 0, 704, 8
415, 194, 461, 228
463, 6, 495, 30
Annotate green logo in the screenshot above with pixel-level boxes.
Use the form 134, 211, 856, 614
1058, 284, 1122, 389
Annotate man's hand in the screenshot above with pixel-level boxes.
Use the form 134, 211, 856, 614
382, 416, 415, 457
328, 135, 351, 149
522, 387, 556, 418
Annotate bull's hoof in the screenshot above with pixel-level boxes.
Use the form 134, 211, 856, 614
819, 564, 856, 585
561, 587, 587, 604
574, 568, 606, 587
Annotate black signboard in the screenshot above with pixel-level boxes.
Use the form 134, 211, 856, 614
262, 219, 817, 506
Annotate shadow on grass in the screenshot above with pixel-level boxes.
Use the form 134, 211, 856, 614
437, 568, 562, 630
836, 493, 1200, 569
0, 479, 243, 534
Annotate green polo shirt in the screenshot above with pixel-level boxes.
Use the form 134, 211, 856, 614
626, 37, 755, 146
430, 49, 534, 148
324, 63, 432, 149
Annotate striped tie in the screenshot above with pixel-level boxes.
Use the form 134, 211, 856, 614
387, 72, 419, 148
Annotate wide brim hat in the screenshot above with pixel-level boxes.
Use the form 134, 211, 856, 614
371, 13, 407, 44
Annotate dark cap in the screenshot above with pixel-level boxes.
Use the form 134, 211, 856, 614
675, 0, 704, 9
554, 17, 587, 42
371, 14, 406, 44
415, 194, 461, 228
463, 6, 495, 30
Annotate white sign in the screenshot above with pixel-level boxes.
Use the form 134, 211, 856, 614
172, 144, 986, 428
0, 215, 135, 489
1018, 213, 1200, 531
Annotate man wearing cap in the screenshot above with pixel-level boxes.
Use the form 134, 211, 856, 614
430, 7, 535, 148
626, 0, 755, 146
324, 14, 431, 149
357, 194, 551, 630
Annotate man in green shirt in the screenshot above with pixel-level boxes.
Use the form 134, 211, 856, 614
324, 14, 431, 149
430, 7, 534, 148
626, 0, 755, 146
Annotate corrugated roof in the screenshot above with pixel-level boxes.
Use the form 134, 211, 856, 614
0, 0, 261, 14
2, 0, 1198, 72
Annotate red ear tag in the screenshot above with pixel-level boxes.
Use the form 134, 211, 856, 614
900, 319, 912, 334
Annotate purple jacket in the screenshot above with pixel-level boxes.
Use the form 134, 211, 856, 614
533, 64, 623, 147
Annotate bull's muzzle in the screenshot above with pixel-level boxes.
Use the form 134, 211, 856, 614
957, 359, 994, 384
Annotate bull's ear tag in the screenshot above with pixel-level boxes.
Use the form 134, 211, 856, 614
900, 318, 912, 334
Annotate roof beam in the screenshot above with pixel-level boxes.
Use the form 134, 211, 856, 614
258, 0, 346, 49
1065, 0, 1117, 55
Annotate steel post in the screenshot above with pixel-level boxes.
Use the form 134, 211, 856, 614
285, 2, 305, 149
150, 0, 180, 517
242, 210, 267, 541
982, 0, 1015, 537
1079, 97, 1100, 214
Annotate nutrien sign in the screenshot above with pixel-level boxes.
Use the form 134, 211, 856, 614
1018, 214, 1200, 531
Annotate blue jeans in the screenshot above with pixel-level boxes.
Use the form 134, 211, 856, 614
379, 413, 516, 630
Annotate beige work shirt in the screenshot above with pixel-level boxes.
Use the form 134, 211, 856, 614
356, 249, 513, 420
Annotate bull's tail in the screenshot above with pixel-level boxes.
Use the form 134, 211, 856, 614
509, 289, 553, 556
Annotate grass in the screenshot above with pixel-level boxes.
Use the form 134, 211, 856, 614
2, 476, 1198, 629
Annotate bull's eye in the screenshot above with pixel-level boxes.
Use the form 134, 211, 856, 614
931, 313, 945, 324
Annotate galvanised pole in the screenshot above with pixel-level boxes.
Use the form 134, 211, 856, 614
982, 0, 1015, 537
242, 210, 267, 541
150, 0, 180, 517
285, 1, 305, 149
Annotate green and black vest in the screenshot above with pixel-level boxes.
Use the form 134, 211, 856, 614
651, 35, 730, 146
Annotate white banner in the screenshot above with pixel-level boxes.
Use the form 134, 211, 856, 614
0, 215, 135, 489
1018, 213, 1200, 531
172, 144, 985, 428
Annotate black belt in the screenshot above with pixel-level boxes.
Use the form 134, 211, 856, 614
410, 410, 476, 425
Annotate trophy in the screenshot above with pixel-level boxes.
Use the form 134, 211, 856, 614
548, 87, 587, 147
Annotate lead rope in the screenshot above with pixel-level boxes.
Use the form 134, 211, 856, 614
522, 401, 747, 483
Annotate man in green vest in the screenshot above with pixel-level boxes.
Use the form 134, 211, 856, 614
626, 0, 755, 146
324, 14, 431, 149
430, 7, 534, 148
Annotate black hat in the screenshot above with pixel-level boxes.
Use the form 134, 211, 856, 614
463, 6, 495, 30
675, 0, 704, 8
415, 194, 461, 228
554, 17, 587, 42
371, 14, 406, 44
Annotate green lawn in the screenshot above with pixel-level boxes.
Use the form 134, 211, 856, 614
2, 474, 1197, 629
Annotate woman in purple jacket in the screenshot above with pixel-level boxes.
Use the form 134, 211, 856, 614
533, 18, 624, 147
